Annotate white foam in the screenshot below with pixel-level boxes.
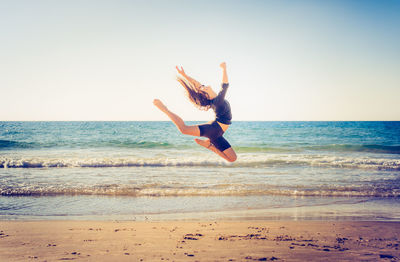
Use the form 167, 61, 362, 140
1, 154, 399, 170
1, 184, 399, 197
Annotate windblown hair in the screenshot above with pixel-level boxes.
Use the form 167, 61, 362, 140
177, 77, 211, 111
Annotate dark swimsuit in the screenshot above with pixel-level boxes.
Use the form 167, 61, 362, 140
198, 83, 232, 152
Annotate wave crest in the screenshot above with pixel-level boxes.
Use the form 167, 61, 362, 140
1, 155, 399, 170
1, 185, 399, 197
0, 140, 34, 149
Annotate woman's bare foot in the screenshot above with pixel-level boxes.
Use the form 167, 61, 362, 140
153, 99, 168, 112
195, 138, 212, 149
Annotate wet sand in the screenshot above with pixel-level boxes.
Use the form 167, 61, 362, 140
1, 221, 399, 261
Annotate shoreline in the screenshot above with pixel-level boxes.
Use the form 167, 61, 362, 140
2, 195, 399, 222
2, 200, 399, 224
1, 220, 399, 261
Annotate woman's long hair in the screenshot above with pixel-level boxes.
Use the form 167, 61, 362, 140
177, 77, 211, 110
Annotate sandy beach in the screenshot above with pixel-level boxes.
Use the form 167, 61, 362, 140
1, 220, 399, 261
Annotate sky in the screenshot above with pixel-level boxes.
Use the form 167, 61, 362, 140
1, 0, 399, 121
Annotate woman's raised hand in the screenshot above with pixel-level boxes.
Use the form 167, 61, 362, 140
175, 66, 186, 76
219, 62, 226, 69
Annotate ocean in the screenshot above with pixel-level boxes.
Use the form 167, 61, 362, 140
1, 121, 399, 221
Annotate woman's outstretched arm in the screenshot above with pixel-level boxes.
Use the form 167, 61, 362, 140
220, 62, 228, 84
176, 66, 202, 89
215, 62, 230, 102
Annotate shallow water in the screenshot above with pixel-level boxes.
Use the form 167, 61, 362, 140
1, 121, 399, 220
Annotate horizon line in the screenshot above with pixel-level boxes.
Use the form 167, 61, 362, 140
1, 120, 399, 122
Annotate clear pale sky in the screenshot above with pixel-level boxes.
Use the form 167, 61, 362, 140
1, 0, 399, 121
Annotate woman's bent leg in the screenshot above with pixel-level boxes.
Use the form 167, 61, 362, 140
153, 99, 200, 136
195, 138, 237, 162
222, 147, 237, 162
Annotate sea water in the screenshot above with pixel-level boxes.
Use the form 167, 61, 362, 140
1, 121, 399, 220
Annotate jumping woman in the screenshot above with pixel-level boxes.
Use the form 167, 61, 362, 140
153, 62, 237, 162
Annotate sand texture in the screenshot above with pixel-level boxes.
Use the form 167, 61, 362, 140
1, 221, 400, 261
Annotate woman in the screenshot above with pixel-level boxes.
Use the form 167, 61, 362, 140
153, 62, 237, 162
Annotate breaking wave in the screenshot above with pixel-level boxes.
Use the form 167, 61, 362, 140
1, 155, 399, 170
1, 183, 399, 197
0, 139, 173, 150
